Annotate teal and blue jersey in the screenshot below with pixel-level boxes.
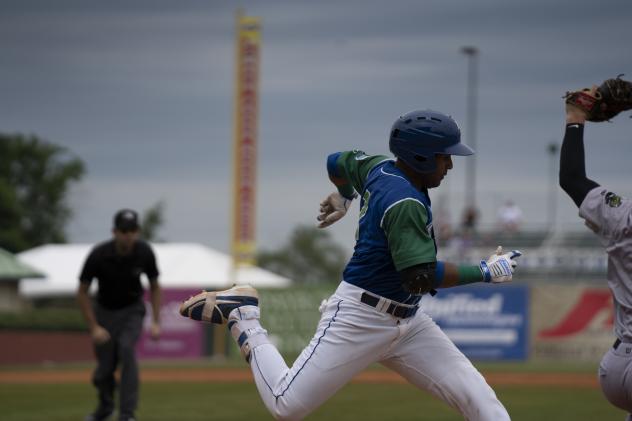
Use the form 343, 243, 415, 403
327, 150, 437, 304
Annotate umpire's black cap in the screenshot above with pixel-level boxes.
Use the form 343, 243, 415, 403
113, 209, 140, 231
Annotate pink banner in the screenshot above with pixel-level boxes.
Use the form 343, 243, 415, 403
138, 289, 205, 359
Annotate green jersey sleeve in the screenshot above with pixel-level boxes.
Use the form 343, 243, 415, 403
327, 150, 389, 196
381, 199, 436, 271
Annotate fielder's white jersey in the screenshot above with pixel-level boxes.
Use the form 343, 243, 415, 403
579, 186, 632, 342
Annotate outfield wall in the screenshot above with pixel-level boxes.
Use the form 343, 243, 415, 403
531, 284, 614, 361
0, 282, 615, 365
244, 283, 615, 363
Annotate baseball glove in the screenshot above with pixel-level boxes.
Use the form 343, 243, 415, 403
564, 74, 632, 122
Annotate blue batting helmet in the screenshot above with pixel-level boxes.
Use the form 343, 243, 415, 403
389, 109, 474, 173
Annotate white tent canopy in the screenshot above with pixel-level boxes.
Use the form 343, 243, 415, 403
18, 243, 292, 298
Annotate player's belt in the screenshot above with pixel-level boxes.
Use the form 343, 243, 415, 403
613, 338, 621, 350
360, 292, 418, 319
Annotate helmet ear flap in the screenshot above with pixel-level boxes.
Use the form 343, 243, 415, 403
413, 154, 428, 163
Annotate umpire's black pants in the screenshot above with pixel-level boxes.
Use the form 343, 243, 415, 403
92, 300, 145, 418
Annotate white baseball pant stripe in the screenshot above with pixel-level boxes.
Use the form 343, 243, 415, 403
244, 281, 509, 421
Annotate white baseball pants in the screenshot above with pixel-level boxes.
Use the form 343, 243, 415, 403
599, 340, 632, 419
238, 281, 510, 421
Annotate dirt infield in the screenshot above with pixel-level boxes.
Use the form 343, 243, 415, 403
0, 368, 598, 388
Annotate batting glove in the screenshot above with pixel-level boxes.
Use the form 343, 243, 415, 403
317, 191, 354, 228
479, 246, 522, 283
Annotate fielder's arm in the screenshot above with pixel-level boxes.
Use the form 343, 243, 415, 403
559, 104, 600, 208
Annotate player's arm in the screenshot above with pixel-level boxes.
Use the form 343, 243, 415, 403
382, 199, 441, 294
327, 150, 389, 198
403, 250, 520, 290
400, 262, 482, 292
400, 248, 522, 293
559, 104, 600, 208
384, 201, 521, 293
318, 151, 388, 228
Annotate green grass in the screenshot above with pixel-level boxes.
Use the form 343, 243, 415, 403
0, 380, 624, 421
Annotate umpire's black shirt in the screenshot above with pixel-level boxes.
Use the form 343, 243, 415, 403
79, 239, 159, 310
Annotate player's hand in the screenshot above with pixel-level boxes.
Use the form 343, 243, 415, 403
150, 321, 161, 341
317, 192, 354, 228
565, 85, 595, 124
479, 246, 522, 283
91, 325, 111, 345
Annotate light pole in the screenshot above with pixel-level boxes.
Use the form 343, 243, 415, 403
461, 46, 479, 214
547, 142, 559, 232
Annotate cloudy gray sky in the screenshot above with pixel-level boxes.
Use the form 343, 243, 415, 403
2, 0, 631, 253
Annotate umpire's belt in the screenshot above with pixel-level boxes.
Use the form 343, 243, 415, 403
360, 292, 418, 319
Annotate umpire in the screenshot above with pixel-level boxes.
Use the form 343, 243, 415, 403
77, 209, 161, 421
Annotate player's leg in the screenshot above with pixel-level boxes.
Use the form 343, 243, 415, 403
181, 284, 399, 421
116, 301, 145, 421
238, 295, 398, 420
381, 311, 509, 421
598, 342, 632, 414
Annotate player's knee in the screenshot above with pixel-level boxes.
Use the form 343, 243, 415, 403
268, 398, 309, 421
462, 388, 509, 421
438, 369, 508, 421
269, 408, 300, 421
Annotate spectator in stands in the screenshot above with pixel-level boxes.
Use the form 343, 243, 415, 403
496, 200, 523, 233
77, 209, 161, 421
461, 205, 479, 236
434, 200, 454, 246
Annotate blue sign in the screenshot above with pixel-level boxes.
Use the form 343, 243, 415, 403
420, 284, 528, 360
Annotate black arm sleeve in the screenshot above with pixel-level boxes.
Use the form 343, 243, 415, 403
559, 123, 599, 208
400, 262, 437, 295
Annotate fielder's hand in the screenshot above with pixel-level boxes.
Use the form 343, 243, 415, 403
479, 246, 522, 283
91, 325, 111, 345
317, 192, 354, 228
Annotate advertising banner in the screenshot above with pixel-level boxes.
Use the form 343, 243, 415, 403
421, 284, 529, 360
138, 289, 205, 359
531, 284, 613, 361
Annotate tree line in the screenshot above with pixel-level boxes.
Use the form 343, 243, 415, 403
1, 133, 346, 283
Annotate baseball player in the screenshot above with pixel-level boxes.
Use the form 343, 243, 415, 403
561, 80, 632, 419
180, 109, 522, 420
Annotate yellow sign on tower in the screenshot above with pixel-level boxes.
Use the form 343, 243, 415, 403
231, 12, 261, 267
